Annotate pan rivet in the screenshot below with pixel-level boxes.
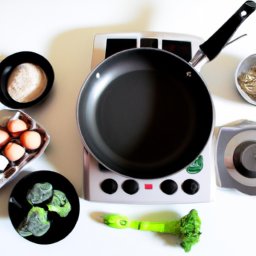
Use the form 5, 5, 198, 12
96, 72, 101, 79
186, 71, 192, 77
241, 10, 247, 17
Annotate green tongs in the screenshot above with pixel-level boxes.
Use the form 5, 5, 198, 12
103, 209, 201, 252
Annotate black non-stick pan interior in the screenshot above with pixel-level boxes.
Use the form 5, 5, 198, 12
77, 48, 213, 179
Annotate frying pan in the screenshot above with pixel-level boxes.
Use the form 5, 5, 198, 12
77, 1, 256, 179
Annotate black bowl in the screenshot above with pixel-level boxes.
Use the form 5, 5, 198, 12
0, 51, 54, 108
8, 170, 80, 244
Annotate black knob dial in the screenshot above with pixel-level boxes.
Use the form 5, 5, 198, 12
122, 179, 139, 195
100, 179, 118, 194
233, 141, 256, 178
160, 179, 178, 195
182, 179, 199, 195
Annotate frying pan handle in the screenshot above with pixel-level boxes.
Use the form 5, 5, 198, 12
199, 1, 256, 61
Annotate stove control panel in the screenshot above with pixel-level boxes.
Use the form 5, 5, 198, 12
83, 139, 213, 204
98, 156, 203, 196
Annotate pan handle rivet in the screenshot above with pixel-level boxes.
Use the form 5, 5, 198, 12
241, 10, 247, 17
186, 71, 192, 77
96, 72, 101, 79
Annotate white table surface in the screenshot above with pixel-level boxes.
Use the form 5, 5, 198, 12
1, 0, 256, 255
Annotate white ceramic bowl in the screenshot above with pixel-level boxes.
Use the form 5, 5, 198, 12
235, 54, 256, 105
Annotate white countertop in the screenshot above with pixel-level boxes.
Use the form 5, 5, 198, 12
1, 0, 256, 255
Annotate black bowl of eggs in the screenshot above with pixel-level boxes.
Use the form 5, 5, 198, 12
0, 109, 50, 188
0, 51, 54, 108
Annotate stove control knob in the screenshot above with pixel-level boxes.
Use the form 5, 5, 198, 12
122, 179, 139, 195
160, 179, 178, 195
182, 179, 199, 195
100, 179, 118, 194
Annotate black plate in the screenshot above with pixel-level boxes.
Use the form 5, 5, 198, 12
0, 51, 54, 108
8, 170, 80, 244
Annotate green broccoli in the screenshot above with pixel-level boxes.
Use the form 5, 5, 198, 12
103, 209, 201, 252
47, 190, 71, 217
17, 183, 72, 239
26, 182, 53, 205
17, 206, 50, 237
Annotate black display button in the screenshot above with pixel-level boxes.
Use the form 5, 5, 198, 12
182, 179, 199, 195
140, 38, 158, 48
105, 39, 137, 58
98, 163, 110, 172
162, 40, 192, 62
122, 179, 139, 195
100, 179, 118, 194
160, 179, 178, 195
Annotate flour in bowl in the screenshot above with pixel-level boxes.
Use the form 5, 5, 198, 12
7, 63, 47, 103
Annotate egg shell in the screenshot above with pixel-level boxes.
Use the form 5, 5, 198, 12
0, 155, 9, 170
7, 119, 28, 134
0, 129, 10, 147
4, 142, 25, 162
20, 130, 42, 150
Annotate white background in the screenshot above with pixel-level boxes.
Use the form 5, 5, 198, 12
1, 0, 256, 255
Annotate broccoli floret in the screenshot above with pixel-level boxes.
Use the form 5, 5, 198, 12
26, 182, 53, 205
103, 209, 201, 252
166, 209, 201, 252
47, 190, 71, 217
17, 206, 50, 237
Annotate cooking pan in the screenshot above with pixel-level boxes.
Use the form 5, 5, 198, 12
77, 1, 256, 179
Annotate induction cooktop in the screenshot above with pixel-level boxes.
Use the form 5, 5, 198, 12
82, 32, 214, 203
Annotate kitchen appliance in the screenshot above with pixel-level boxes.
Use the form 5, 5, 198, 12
215, 120, 256, 195
78, 1, 255, 204
82, 32, 213, 203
